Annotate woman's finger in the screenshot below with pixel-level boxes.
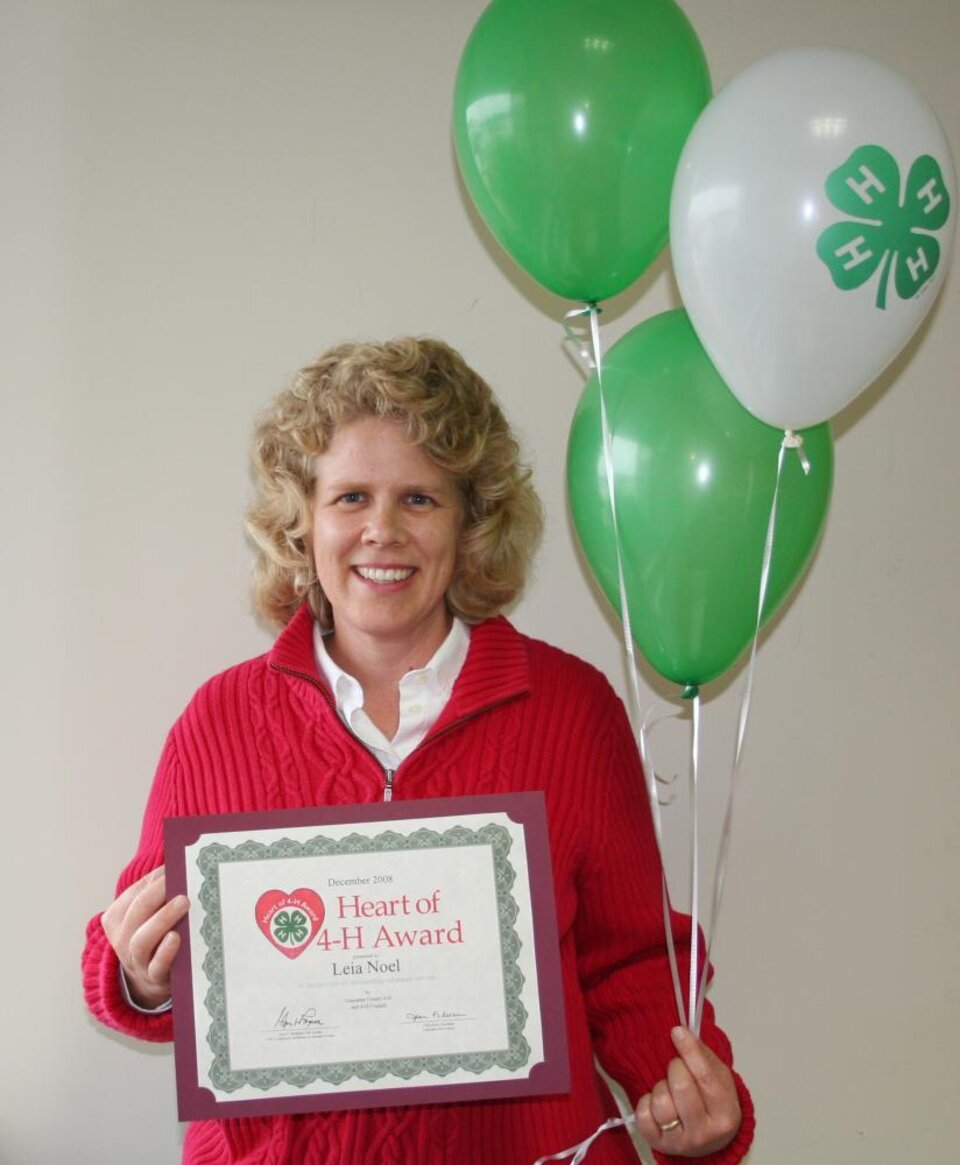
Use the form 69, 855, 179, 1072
147, 930, 181, 983
667, 1054, 709, 1130
633, 1092, 665, 1147
126, 894, 190, 977
671, 1026, 741, 1119
649, 1077, 680, 1129
101, 866, 166, 939
636, 1085, 686, 1154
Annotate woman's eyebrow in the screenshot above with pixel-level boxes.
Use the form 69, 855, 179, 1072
320, 477, 453, 494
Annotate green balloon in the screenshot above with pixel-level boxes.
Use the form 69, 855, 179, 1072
567, 311, 833, 688
453, 0, 711, 302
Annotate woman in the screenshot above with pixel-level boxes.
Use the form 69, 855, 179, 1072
83, 338, 754, 1164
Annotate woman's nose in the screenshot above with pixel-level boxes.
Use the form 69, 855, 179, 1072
361, 502, 405, 547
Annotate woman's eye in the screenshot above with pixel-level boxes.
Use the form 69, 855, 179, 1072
405, 493, 434, 507
336, 491, 365, 505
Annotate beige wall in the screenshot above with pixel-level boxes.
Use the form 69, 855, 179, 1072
2, 1, 957, 1161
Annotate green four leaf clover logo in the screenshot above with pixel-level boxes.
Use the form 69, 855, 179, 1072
272, 909, 309, 945
817, 144, 951, 309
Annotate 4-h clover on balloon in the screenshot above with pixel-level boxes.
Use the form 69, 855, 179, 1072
817, 145, 951, 309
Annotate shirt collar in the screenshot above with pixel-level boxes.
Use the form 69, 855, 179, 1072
268, 604, 531, 726
312, 617, 470, 718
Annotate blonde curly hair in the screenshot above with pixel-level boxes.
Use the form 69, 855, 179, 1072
247, 337, 544, 628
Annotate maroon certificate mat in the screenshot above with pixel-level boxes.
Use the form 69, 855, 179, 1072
165, 792, 569, 1120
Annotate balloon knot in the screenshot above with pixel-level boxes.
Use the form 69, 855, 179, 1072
681, 683, 700, 700
782, 430, 812, 474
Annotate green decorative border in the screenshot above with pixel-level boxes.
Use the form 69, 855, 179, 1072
196, 823, 530, 1093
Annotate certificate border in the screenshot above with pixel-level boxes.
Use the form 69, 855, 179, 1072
165, 792, 570, 1120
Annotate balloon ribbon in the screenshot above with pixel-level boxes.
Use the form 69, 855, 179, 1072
691, 430, 811, 1029
533, 1115, 637, 1165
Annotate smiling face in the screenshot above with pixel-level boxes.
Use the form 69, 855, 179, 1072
311, 417, 463, 665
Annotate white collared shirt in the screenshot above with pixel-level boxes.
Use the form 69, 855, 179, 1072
313, 618, 470, 772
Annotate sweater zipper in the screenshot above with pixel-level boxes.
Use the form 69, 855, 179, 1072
272, 664, 406, 799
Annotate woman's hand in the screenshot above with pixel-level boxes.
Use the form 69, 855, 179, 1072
101, 866, 189, 1009
634, 1026, 741, 1158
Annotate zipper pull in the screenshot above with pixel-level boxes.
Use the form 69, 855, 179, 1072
383, 769, 395, 802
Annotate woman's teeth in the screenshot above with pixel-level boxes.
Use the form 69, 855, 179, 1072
356, 567, 415, 583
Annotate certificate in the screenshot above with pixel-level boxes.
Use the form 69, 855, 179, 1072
165, 793, 569, 1119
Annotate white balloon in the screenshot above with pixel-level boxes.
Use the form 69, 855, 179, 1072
670, 49, 957, 432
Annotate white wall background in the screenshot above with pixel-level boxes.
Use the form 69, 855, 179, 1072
2, 1, 957, 1162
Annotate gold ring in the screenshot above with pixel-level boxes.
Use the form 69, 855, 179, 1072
659, 1118, 682, 1133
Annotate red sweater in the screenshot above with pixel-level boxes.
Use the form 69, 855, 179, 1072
82, 608, 754, 1165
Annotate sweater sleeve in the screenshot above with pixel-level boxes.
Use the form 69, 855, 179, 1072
81, 728, 184, 1043
573, 688, 755, 1165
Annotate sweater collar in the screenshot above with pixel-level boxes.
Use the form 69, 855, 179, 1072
267, 603, 531, 720
268, 602, 328, 686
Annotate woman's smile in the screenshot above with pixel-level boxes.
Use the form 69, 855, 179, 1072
353, 565, 417, 584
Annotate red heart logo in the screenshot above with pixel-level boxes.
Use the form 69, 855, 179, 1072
255, 888, 325, 959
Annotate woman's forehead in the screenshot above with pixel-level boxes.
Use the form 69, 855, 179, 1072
316, 417, 453, 484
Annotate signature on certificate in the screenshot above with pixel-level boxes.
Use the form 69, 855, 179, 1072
273, 1006, 328, 1031
405, 1009, 473, 1026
